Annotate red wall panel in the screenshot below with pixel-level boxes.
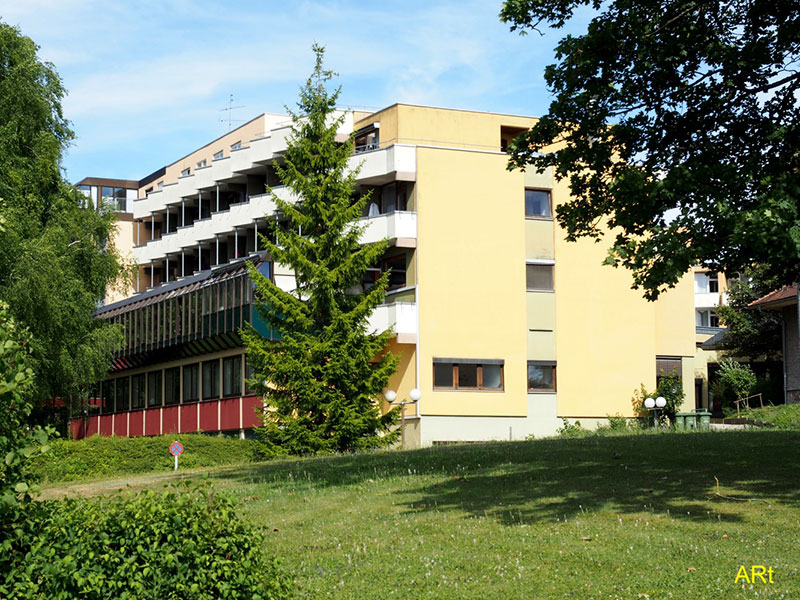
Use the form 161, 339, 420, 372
162, 406, 179, 435
113, 413, 127, 437
145, 408, 161, 436
219, 398, 239, 431
199, 401, 218, 433
86, 416, 99, 438
241, 396, 262, 429
128, 410, 144, 437
70, 419, 84, 440
180, 403, 198, 433
99, 415, 113, 437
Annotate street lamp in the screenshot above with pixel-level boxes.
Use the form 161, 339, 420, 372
644, 396, 667, 426
385, 388, 421, 450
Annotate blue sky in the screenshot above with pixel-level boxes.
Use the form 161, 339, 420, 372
2, 0, 591, 183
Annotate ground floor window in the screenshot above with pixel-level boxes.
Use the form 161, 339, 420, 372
165, 367, 180, 405
131, 373, 146, 409
203, 360, 220, 400
183, 363, 199, 402
115, 377, 129, 412
433, 359, 504, 390
148, 371, 162, 407
223, 355, 242, 397
527, 361, 556, 392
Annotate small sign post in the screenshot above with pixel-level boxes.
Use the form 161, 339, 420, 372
170, 441, 184, 471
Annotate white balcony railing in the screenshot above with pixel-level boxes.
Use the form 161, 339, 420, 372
368, 302, 417, 338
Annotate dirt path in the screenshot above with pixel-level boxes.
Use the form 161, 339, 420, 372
39, 466, 237, 500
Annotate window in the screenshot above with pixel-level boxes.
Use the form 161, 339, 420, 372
656, 357, 682, 385
145, 187, 153, 196
708, 273, 719, 293
157, 181, 164, 191
114, 187, 127, 211
525, 189, 552, 218
433, 359, 504, 390
131, 374, 146, 409
213, 150, 224, 160
183, 363, 199, 402
180, 167, 190, 177
526, 263, 554, 291
244, 358, 256, 394
230, 141, 242, 151
147, 371, 162, 407
696, 309, 720, 328
223, 355, 242, 397
196, 159, 207, 168
164, 367, 181, 405
384, 254, 407, 289
115, 377, 129, 412
202, 360, 220, 400
101, 380, 114, 413
527, 362, 556, 392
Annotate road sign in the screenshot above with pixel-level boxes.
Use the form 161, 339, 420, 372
170, 441, 184, 456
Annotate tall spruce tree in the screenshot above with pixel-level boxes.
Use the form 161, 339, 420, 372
243, 46, 399, 455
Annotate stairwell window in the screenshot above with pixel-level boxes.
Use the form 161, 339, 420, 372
525, 189, 552, 218
527, 361, 556, 392
526, 262, 554, 291
433, 359, 504, 390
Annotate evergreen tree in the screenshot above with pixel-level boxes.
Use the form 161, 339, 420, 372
243, 46, 399, 455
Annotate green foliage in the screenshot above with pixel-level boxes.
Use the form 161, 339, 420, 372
0, 23, 129, 427
556, 417, 585, 437
604, 413, 632, 431
718, 358, 757, 401
244, 45, 398, 455
717, 266, 782, 361
0, 482, 291, 599
29, 434, 261, 484
742, 403, 800, 429
631, 373, 685, 425
501, 1, 800, 299
0, 302, 51, 508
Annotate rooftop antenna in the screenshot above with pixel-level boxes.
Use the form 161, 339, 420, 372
219, 94, 245, 131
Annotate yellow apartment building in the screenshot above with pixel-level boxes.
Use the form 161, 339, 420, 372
72, 103, 700, 446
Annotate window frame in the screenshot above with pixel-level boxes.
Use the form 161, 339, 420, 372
222, 355, 242, 398
524, 188, 553, 220
526, 262, 555, 292
432, 359, 505, 391
527, 361, 557, 393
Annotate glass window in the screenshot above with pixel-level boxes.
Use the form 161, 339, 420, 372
131, 374, 146, 409
147, 371, 162, 407
526, 264, 554, 291
244, 357, 256, 394
202, 360, 220, 400
223, 355, 242, 397
434, 363, 453, 388
710, 312, 720, 327
708, 274, 719, 293
525, 189, 552, 218
213, 150, 224, 160
101, 186, 114, 200
458, 364, 478, 388
197, 159, 207, 168
164, 367, 181, 405
101, 380, 114, 414
231, 141, 242, 151
115, 377, 129, 412
527, 362, 556, 392
183, 363, 199, 402
696, 310, 709, 327
384, 255, 407, 289
180, 167, 190, 177
656, 357, 682, 384
433, 361, 504, 390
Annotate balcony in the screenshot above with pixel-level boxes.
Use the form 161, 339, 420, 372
368, 301, 417, 343
360, 211, 417, 246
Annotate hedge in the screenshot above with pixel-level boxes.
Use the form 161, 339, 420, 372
30, 434, 262, 483
1, 482, 291, 599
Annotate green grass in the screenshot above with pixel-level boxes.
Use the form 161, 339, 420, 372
742, 403, 800, 428
49, 430, 800, 598
31, 433, 260, 483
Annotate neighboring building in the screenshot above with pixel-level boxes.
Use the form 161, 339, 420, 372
692, 268, 729, 413
71, 104, 701, 445
749, 284, 799, 404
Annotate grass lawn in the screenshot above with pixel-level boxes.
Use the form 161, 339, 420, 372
46, 430, 800, 599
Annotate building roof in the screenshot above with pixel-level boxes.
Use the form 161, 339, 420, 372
748, 284, 798, 310
74, 176, 140, 188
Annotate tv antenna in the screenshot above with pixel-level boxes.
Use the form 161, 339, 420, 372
219, 94, 245, 131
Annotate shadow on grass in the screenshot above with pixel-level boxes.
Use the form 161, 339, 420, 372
206, 430, 800, 525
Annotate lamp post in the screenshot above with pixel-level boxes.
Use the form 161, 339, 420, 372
385, 388, 421, 450
644, 396, 667, 426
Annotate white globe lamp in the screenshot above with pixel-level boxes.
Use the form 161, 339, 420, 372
384, 390, 397, 402
655, 396, 667, 408
409, 388, 422, 402
644, 397, 655, 409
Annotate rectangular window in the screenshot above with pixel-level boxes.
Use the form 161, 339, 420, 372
527, 362, 556, 392
147, 371, 162, 407
656, 356, 682, 384
708, 273, 719, 293
183, 363, 199, 402
213, 150, 224, 160
114, 187, 127, 211
696, 310, 709, 327
101, 380, 114, 414
525, 189, 552, 218
202, 360, 220, 400
115, 377, 129, 412
710, 312, 720, 327
526, 264, 554, 291
101, 186, 114, 201
131, 373, 146, 409
196, 159, 207, 168
230, 141, 242, 151
244, 358, 256, 394
157, 181, 164, 191
433, 360, 504, 391
223, 355, 242, 397
180, 167, 190, 177
164, 367, 181, 405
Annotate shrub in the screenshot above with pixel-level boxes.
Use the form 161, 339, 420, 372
631, 373, 685, 426
556, 418, 586, 438
718, 358, 757, 405
30, 434, 262, 484
0, 482, 291, 599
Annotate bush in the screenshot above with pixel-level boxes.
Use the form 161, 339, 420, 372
556, 418, 587, 438
30, 434, 262, 484
0, 482, 291, 599
742, 403, 800, 429
631, 373, 685, 426
718, 358, 757, 405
